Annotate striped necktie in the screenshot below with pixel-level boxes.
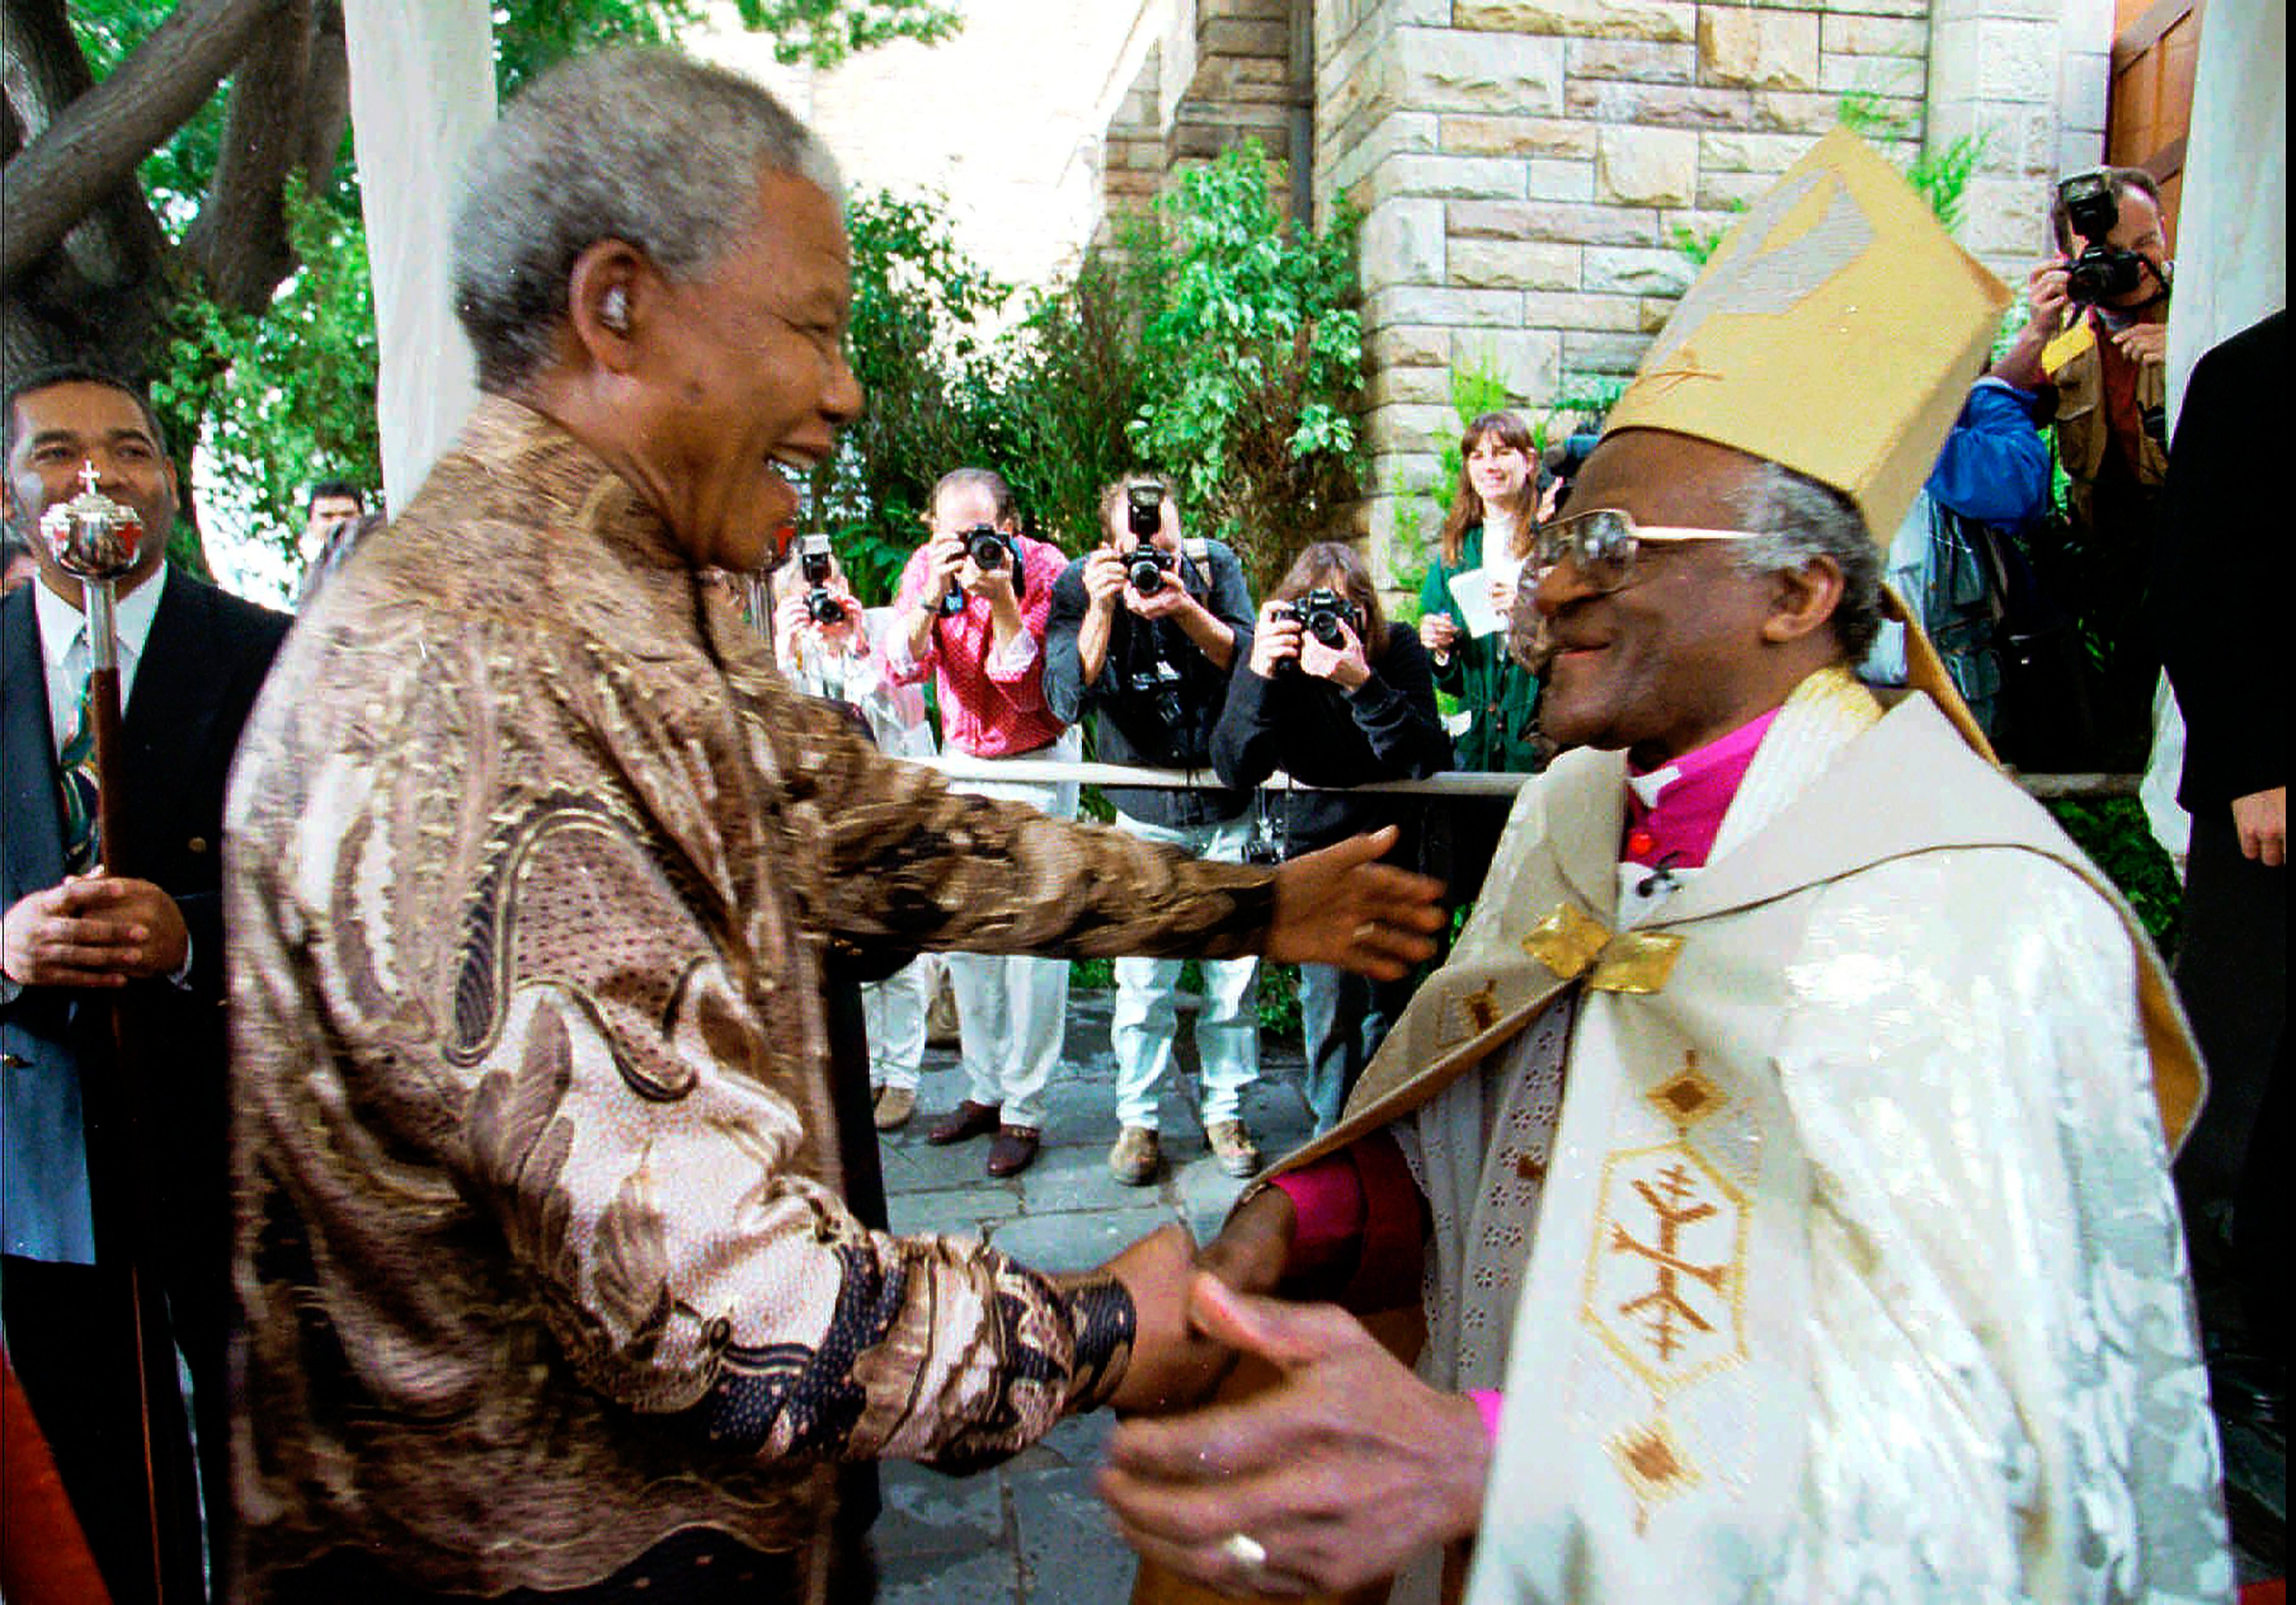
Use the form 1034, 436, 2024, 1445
58, 668, 100, 874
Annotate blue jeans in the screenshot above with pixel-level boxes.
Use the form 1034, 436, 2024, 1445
1296, 962, 1414, 1134
1109, 812, 1260, 1130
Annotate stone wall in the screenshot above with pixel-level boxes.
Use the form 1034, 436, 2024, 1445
1310, 0, 2106, 561
1102, 0, 1313, 237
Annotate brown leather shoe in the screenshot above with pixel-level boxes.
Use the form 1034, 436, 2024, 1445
928, 1099, 1002, 1145
985, 1125, 1040, 1178
872, 1086, 916, 1132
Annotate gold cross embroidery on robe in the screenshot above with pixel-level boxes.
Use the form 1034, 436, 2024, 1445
1520, 901, 1687, 994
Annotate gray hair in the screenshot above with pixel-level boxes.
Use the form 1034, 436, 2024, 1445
452, 47, 843, 392
1728, 462, 1884, 662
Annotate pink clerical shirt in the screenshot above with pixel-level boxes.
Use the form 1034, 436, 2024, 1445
1272, 703, 1788, 1445
883, 535, 1070, 759
1620, 705, 1780, 869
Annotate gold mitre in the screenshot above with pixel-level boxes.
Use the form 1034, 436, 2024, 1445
1604, 126, 2012, 753
1608, 126, 2009, 538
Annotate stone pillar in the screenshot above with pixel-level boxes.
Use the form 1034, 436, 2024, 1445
1929, 0, 2112, 283
1104, 44, 1169, 233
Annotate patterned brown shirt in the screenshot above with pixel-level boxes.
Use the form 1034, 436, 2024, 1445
225, 398, 1274, 1597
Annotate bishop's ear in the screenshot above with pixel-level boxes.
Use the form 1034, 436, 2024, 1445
565, 240, 655, 372
1759, 554, 1846, 646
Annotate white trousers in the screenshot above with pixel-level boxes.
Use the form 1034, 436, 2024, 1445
944, 728, 1081, 1128
861, 952, 942, 1092
1110, 811, 1261, 1130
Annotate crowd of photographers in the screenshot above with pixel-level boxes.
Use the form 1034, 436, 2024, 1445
770, 465, 1483, 1184
756, 163, 2199, 1190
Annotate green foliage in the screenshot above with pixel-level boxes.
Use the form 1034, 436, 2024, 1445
149, 178, 383, 570
1128, 143, 1366, 597
1666, 204, 1743, 268
1903, 135, 1987, 235
1834, 89, 1915, 142
814, 190, 1015, 604
1066, 958, 1304, 1041
2047, 798, 2183, 956
1257, 963, 1304, 1041
993, 242, 1163, 550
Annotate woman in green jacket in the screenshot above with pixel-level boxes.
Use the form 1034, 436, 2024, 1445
1416, 410, 1546, 917
1418, 409, 1545, 772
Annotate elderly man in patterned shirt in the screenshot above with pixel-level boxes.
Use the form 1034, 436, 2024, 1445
222, 48, 1441, 1605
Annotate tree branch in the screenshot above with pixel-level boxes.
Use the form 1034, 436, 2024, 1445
181, 0, 314, 309
1, 0, 288, 287
297, 1, 351, 192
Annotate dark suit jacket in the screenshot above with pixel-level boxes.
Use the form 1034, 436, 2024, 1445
2145, 309, 2286, 814
2, 567, 290, 1320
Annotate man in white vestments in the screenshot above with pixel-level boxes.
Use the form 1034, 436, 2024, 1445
1099, 128, 2231, 1605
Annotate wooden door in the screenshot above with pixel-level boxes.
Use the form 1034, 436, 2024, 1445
2108, 0, 2204, 250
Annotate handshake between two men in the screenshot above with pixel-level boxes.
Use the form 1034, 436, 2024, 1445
1095, 1190, 1486, 1602
1082, 825, 1485, 1602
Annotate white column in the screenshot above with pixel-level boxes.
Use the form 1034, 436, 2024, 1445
340, 1, 496, 512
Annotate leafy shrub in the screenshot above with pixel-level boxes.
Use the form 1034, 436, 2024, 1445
811, 190, 1015, 606
152, 178, 382, 575
1127, 142, 1367, 598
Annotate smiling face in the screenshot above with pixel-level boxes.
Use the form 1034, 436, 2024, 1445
1466, 430, 1532, 509
631, 169, 862, 572
1531, 430, 1837, 766
4, 380, 179, 600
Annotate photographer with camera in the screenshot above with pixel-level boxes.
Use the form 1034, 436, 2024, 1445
1213, 542, 1452, 1134
1991, 165, 2175, 762
1045, 476, 1264, 1185
886, 467, 1078, 1177
773, 535, 946, 1133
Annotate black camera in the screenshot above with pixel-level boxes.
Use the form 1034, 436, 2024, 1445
2058, 172, 2149, 306
797, 532, 845, 626
1125, 483, 1163, 539
939, 523, 1025, 616
1274, 587, 1359, 670
1125, 659, 1186, 739
1127, 545, 1175, 594
1124, 484, 1173, 594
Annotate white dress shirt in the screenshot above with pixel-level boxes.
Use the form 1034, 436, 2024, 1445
32, 562, 169, 755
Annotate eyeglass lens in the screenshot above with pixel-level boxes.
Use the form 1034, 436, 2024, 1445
1534, 510, 1637, 587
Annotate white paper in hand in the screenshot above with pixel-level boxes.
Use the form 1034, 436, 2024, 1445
1449, 563, 1509, 639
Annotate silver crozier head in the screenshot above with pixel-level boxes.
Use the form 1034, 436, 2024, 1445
39, 461, 146, 582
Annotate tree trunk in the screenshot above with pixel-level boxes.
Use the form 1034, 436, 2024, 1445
1, 0, 172, 376
1, 0, 286, 285
180, 0, 318, 311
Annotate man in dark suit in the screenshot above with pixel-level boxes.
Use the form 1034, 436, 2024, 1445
2146, 310, 2287, 1539
3, 364, 291, 1601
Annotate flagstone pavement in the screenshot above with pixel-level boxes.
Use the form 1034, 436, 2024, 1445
872, 988, 1310, 1604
